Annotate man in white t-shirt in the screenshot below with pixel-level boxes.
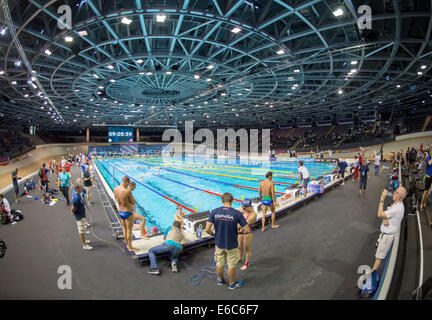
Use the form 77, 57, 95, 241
374, 153, 380, 175
371, 187, 406, 276
298, 161, 310, 199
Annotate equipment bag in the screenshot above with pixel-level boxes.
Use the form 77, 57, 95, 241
1, 213, 10, 225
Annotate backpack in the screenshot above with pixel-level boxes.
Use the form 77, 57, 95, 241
11, 210, 23, 221
38, 168, 44, 178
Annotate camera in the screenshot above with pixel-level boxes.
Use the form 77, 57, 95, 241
387, 174, 399, 192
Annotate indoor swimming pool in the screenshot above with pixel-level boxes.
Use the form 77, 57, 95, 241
95, 157, 336, 232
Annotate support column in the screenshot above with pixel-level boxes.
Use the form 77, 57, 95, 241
136, 128, 139, 142
86, 128, 90, 143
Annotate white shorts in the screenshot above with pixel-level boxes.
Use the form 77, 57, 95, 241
375, 233, 395, 260
76, 218, 87, 235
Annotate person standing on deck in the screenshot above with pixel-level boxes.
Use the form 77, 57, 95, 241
298, 161, 310, 199
11, 168, 20, 203
259, 171, 279, 232
374, 152, 381, 175
114, 176, 137, 251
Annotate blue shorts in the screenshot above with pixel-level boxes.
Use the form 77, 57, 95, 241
118, 211, 133, 219
262, 199, 273, 206
359, 177, 367, 190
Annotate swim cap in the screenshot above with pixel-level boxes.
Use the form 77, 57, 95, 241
242, 198, 252, 207
151, 226, 159, 233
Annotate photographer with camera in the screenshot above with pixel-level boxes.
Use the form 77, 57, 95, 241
370, 187, 406, 278
420, 147, 432, 210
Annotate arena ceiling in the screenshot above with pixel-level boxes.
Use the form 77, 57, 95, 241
0, 0, 431, 129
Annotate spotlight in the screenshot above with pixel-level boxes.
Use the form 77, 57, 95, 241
64, 36, 73, 42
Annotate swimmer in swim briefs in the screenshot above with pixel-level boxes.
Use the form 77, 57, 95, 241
258, 171, 279, 232
114, 176, 137, 251
129, 181, 150, 239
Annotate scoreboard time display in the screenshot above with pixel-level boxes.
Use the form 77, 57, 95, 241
108, 127, 134, 143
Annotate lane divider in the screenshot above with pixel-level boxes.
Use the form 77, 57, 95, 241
150, 157, 334, 174
100, 160, 196, 213
129, 160, 286, 196
138, 159, 295, 186
154, 174, 242, 203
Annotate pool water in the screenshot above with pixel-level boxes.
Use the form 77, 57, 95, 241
95, 156, 336, 232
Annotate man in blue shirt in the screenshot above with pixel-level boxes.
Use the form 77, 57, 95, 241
336, 159, 348, 185
206, 193, 249, 289
420, 148, 432, 210
11, 168, 20, 203
71, 182, 92, 250
58, 168, 71, 206
358, 163, 370, 197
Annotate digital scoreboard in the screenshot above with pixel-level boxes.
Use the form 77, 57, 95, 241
108, 127, 134, 143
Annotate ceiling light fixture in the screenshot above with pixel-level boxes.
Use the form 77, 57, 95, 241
64, 36, 73, 42
44, 49, 52, 55
121, 17, 132, 24
78, 30, 88, 36
156, 14, 167, 22
231, 27, 241, 33
333, 8, 344, 17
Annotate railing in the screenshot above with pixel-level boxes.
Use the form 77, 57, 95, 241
374, 161, 403, 300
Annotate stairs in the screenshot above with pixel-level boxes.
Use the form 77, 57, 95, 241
292, 136, 304, 150
325, 125, 336, 137
421, 115, 432, 132
286, 128, 296, 138
334, 136, 346, 148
